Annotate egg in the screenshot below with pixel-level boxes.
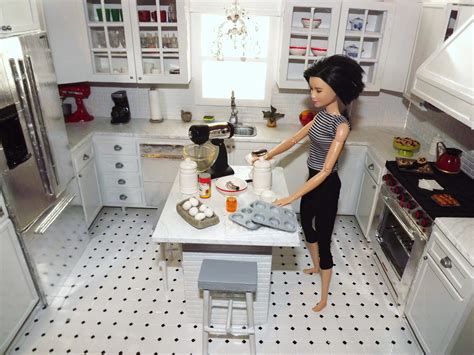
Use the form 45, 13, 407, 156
194, 212, 205, 221
182, 201, 192, 210
199, 204, 208, 212
188, 207, 198, 216
204, 208, 214, 218
189, 197, 199, 207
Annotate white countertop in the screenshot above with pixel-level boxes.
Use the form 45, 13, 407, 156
151, 166, 301, 247
435, 218, 474, 266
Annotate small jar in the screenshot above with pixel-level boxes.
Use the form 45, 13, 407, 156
179, 158, 198, 194
198, 173, 211, 198
226, 196, 237, 212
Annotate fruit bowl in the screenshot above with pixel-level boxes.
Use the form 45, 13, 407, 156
215, 176, 248, 196
393, 136, 420, 157
182, 142, 218, 172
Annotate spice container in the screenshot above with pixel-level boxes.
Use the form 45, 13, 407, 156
226, 196, 237, 212
198, 173, 211, 198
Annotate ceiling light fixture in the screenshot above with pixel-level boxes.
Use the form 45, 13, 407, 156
211, 0, 260, 61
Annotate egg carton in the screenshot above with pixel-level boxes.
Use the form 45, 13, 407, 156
229, 200, 297, 233
176, 199, 219, 229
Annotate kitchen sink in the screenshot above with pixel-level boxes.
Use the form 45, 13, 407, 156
234, 126, 257, 137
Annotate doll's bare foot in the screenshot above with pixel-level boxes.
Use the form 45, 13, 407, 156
312, 300, 327, 312
303, 267, 320, 274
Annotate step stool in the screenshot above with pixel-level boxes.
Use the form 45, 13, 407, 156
198, 259, 257, 355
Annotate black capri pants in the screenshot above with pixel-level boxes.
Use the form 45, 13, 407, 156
300, 168, 341, 270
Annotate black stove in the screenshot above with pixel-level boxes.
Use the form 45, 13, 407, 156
385, 161, 474, 219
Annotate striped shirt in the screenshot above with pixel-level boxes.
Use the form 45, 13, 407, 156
307, 110, 350, 172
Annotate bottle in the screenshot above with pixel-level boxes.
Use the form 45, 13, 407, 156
429, 134, 442, 156
179, 158, 198, 194
252, 157, 272, 195
198, 173, 211, 198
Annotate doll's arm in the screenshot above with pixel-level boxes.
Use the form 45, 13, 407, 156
274, 123, 350, 206
264, 121, 313, 160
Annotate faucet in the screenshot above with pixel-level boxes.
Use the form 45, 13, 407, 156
229, 90, 240, 126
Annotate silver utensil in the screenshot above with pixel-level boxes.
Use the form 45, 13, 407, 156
225, 181, 240, 190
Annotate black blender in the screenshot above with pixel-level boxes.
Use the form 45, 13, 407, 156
186, 122, 235, 179
111, 90, 131, 124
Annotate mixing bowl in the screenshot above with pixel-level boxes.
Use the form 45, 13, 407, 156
182, 142, 218, 172
215, 176, 248, 196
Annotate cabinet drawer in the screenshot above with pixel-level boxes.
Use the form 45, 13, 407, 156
365, 151, 382, 183
102, 173, 141, 188
94, 138, 137, 156
98, 156, 139, 173
102, 188, 144, 205
72, 141, 95, 172
428, 227, 471, 298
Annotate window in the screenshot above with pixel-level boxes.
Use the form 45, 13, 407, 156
191, 13, 276, 107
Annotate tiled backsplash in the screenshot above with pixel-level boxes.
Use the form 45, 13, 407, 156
80, 84, 473, 178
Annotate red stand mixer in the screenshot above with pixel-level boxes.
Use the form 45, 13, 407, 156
58, 84, 94, 122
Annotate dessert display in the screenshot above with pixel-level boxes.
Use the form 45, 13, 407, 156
431, 194, 461, 207
395, 156, 434, 174
393, 136, 420, 157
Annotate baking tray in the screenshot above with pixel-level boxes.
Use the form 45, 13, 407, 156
176, 199, 219, 229
229, 207, 262, 230
249, 200, 297, 232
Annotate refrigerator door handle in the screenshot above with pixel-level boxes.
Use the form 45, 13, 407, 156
24, 55, 60, 187
9, 58, 54, 196
34, 193, 75, 234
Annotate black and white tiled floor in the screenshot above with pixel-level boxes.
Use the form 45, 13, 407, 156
9, 208, 422, 354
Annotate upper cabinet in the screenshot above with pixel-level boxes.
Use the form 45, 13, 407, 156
43, 0, 190, 84
0, 0, 40, 36
278, 0, 394, 92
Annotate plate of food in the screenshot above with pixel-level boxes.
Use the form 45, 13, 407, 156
396, 156, 434, 174
431, 193, 460, 207
393, 136, 420, 157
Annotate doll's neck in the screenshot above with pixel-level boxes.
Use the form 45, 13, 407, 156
325, 100, 342, 116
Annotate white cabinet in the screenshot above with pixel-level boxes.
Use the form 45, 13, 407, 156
355, 149, 383, 239
0, 0, 40, 36
405, 225, 473, 354
94, 136, 146, 207
278, 0, 394, 92
0, 218, 39, 354
71, 138, 102, 227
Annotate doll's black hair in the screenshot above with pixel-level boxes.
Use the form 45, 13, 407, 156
303, 55, 365, 107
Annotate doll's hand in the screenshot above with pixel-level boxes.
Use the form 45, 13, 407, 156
273, 196, 293, 206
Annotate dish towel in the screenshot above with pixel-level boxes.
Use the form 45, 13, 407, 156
419, 179, 444, 191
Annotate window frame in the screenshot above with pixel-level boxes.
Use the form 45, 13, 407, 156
190, 12, 279, 107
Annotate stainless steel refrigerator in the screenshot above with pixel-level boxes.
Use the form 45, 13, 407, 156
0, 32, 91, 307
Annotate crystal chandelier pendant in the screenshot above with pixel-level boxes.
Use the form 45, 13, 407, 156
212, 0, 259, 60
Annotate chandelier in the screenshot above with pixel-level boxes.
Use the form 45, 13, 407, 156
211, 0, 260, 60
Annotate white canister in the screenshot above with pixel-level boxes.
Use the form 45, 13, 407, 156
179, 158, 198, 194
253, 157, 272, 195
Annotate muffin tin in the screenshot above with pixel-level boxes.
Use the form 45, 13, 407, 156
229, 200, 297, 232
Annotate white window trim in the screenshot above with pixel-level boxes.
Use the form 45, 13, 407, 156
190, 12, 279, 107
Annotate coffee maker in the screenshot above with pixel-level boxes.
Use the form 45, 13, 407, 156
111, 90, 131, 124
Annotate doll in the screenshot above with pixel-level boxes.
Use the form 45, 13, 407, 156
257, 55, 364, 312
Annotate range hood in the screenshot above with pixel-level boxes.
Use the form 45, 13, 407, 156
412, 16, 473, 129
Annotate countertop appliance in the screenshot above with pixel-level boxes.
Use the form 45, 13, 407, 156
111, 90, 131, 124
370, 160, 474, 311
0, 32, 91, 312
58, 84, 94, 123
188, 122, 235, 179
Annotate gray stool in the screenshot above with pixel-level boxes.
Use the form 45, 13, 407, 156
198, 259, 257, 355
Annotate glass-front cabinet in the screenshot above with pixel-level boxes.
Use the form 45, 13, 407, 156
278, 0, 394, 92
83, 0, 190, 83
279, 1, 341, 89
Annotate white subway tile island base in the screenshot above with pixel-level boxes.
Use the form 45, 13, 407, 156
152, 166, 300, 325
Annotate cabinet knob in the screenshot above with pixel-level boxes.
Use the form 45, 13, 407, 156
1, 25, 8, 31
368, 163, 374, 170
78, 174, 82, 178
138, 77, 142, 80
372, 185, 376, 189
423, 256, 428, 260
0, 207, 4, 217
83, 154, 90, 161
118, 179, 126, 185
129, 76, 134, 79
119, 194, 127, 200
115, 162, 124, 169
440, 256, 452, 268
6, 25, 12, 31
114, 144, 122, 151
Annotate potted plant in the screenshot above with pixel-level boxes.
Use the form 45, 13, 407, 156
262, 106, 284, 127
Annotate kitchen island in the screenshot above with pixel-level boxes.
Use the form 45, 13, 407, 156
151, 166, 300, 325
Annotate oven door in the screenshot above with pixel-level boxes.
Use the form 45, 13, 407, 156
370, 185, 426, 308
